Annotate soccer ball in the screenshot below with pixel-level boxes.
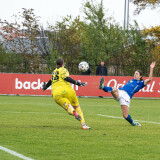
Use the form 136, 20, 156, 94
78, 61, 89, 72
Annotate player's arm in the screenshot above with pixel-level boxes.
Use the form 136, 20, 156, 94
61, 68, 87, 87
64, 77, 87, 87
144, 62, 156, 85
42, 79, 52, 91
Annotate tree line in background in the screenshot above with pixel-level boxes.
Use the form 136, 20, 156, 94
0, 0, 159, 76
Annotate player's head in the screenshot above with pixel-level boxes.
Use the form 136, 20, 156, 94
56, 58, 64, 68
134, 70, 143, 81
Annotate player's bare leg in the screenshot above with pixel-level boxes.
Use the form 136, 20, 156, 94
109, 89, 140, 126
121, 105, 141, 126
111, 88, 119, 99
121, 105, 129, 119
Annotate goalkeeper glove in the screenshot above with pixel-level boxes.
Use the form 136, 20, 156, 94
76, 80, 87, 87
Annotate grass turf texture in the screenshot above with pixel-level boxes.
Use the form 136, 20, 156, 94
0, 95, 160, 160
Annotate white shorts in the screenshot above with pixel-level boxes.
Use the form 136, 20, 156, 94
116, 90, 130, 107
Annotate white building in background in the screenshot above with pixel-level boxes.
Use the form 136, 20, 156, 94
0, 27, 50, 55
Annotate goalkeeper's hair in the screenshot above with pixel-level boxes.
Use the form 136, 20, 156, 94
136, 69, 143, 81
56, 58, 64, 68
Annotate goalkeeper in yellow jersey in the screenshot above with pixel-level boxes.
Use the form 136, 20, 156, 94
42, 58, 91, 129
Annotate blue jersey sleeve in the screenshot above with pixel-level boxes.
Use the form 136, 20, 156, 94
119, 79, 146, 98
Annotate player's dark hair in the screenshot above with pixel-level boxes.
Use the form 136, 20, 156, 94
56, 58, 64, 68
136, 70, 143, 81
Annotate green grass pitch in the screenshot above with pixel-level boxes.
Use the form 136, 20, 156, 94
0, 95, 160, 160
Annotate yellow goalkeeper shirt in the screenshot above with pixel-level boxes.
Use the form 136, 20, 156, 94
51, 67, 71, 92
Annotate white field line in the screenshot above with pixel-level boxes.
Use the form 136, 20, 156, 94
97, 114, 160, 125
1, 111, 160, 125
0, 111, 64, 114
0, 146, 34, 160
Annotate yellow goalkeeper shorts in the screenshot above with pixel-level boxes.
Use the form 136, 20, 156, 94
52, 86, 79, 109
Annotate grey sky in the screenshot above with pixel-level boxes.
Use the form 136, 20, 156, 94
0, 0, 160, 29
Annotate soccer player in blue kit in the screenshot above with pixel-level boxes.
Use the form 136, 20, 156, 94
99, 62, 156, 126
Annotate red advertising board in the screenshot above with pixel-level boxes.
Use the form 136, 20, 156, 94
0, 73, 160, 98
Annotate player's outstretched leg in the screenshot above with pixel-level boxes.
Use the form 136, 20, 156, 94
99, 77, 104, 89
99, 77, 113, 92
121, 105, 141, 126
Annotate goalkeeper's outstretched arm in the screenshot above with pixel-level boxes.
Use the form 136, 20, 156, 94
42, 76, 87, 91
64, 77, 87, 87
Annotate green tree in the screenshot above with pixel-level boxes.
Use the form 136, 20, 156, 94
0, 1, 153, 76
47, 16, 86, 74
0, 8, 42, 73
0, 44, 23, 73
132, 0, 160, 76
120, 24, 150, 76
81, 0, 150, 76
82, 0, 108, 63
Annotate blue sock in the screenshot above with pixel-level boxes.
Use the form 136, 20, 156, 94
103, 86, 113, 92
125, 114, 133, 124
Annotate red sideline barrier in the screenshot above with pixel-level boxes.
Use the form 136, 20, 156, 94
0, 73, 160, 97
